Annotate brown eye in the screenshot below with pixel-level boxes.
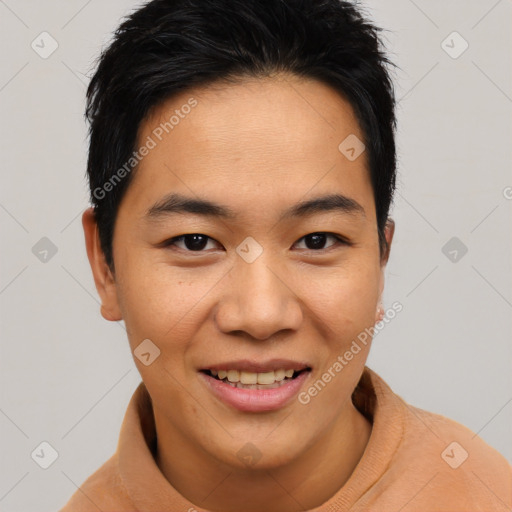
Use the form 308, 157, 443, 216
164, 234, 219, 252
294, 233, 347, 251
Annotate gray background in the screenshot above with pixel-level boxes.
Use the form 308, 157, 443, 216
0, 0, 511, 510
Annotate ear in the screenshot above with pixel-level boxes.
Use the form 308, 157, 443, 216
380, 218, 395, 269
82, 207, 122, 322
376, 218, 395, 322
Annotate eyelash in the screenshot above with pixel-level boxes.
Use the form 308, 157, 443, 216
161, 232, 350, 253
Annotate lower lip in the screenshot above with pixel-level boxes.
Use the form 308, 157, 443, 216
199, 371, 311, 412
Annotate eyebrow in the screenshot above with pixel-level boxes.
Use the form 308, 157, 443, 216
145, 192, 365, 222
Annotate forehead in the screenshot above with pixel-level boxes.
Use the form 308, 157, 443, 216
122, 74, 373, 220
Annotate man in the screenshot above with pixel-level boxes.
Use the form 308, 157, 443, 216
60, 0, 512, 510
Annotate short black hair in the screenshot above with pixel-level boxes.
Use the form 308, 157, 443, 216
86, 0, 397, 270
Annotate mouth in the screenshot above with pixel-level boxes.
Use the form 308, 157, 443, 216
198, 364, 312, 412
199, 368, 311, 390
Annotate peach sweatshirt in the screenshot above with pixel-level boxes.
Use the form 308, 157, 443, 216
59, 367, 512, 511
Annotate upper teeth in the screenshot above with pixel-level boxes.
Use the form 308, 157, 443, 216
211, 369, 295, 384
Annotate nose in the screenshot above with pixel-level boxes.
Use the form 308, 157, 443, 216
214, 256, 303, 341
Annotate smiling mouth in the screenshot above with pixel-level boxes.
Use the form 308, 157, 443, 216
200, 368, 311, 390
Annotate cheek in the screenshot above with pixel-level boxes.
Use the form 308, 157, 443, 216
303, 257, 381, 331
114, 259, 217, 345
299, 265, 379, 415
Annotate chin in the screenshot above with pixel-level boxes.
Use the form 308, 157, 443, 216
205, 431, 310, 471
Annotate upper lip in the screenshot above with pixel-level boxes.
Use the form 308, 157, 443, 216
200, 359, 311, 373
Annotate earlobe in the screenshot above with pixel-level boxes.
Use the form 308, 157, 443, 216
375, 303, 385, 323
101, 303, 121, 322
82, 207, 123, 322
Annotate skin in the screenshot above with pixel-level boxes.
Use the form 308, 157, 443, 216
83, 72, 394, 512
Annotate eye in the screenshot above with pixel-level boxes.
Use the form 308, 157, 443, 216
163, 234, 221, 252
161, 232, 349, 253
293, 232, 348, 251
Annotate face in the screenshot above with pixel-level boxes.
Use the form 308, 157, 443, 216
84, 74, 394, 471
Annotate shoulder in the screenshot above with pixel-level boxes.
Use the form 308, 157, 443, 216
393, 399, 511, 510
363, 368, 511, 510
406, 403, 510, 470
58, 453, 133, 511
